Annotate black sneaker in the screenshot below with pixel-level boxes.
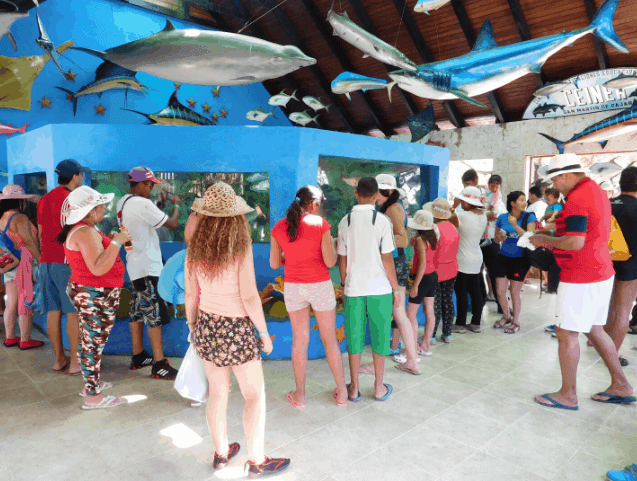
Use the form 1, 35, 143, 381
213, 442, 240, 469
151, 359, 178, 380
246, 457, 290, 478
620, 356, 629, 367
130, 350, 154, 370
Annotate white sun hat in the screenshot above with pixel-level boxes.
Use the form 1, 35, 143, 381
543, 153, 586, 181
600, 181, 614, 191
422, 201, 433, 213
61, 186, 114, 226
455, 186, 485, 208
376, 174, 406, 199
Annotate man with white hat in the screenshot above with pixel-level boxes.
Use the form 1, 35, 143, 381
116, 167, 182, 380
530, 153, 635, 409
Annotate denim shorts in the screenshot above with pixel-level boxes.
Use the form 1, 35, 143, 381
41, 263, 76, 314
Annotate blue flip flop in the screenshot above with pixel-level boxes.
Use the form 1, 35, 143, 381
535, 394, 579, 410
375, 383, 393, 402
591, 392, 637, 404
347, 383, 361, 402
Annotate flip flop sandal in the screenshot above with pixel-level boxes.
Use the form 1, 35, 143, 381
347, 383, 361, 402
417, 348, 432, 356
395, 364, 422, 376
375, 383, 393, 402
534, 394, 578, 410
53, 361, 70, 373
591, 391, 637, 404
333, 390, 348, 407
79, 381, 113, 398
504, 324, 520, 334
81, 395, 123, 410
285, 392, 305, 410
68, 369, 83, 377
493, 319, 511, 328
393, 354, 421, 364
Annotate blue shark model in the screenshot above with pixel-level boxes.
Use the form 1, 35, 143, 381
331, 72, 396, 101
35, 12, 69, 80
539, 101, 637, 153
389, 0, 628, 107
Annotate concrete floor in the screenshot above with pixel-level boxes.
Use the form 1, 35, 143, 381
1, 279, 636, 481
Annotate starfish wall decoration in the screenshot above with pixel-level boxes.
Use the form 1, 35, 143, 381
174, 82, 181, 90
65, 69, 76, 82
220, 108, 228, 118
202, 102, 211, 113
212, 86, 220, 97
211, 113, 219, 122
94, 103, 106, 115
38, 96, 52, 108
187, 97, 196, 108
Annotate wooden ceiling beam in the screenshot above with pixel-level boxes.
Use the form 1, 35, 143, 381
390, 0, 465, 128
506, 0, 545, 87
583, 0, 609, 70
449, 0, 509, 124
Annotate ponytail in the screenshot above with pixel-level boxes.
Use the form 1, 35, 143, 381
418, 230, 438, 250
56, 224, 73, 245
379, 190, 401, 214
285, 185, 325, 242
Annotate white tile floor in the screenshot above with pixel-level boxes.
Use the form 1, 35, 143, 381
1, 280, 636, 481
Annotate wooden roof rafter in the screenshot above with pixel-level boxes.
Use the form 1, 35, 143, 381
506, 0, 545, 87
582, 0, 610, 69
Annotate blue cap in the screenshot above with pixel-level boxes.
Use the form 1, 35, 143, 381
55, 159, 90, 177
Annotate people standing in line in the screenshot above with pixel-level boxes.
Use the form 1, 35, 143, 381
117, 167, 181, 380
38, 159, 88, 373
493, 191, 536, 333
604, 167, 637, 368
184, 182, 290, 476
406, 210, 438, 358
449, 186, 487, 333
530, 154, 635, 410
58, 186, 129, 409
481, 175, 507, 315
337, 177, 402, 401
0, 185, 43, 350
270, 185, 348, 408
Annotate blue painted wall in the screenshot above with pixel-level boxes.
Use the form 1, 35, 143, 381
0, 0, 293, 182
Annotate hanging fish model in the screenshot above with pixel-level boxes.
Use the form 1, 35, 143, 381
123, 91, 216, 126
589, 158, 623, 179
55, 61, 149, 115
35, 12, 69, 80
603, 72, 637, 91
539, 101, 637, 153
406, 103, 439, 143
0, 1, 27, 52
0, 122, 27, 136
389, 0, 628, 107
268, 89, 298, 108
246, 107, 276, 122
289, 110, 319, 126
331, 72, 396, 101
326, 7, 416, 71
533, 81, 573, 97
72, 19, 316, 86
414, 0, 452, 14
302, 96, 330, 113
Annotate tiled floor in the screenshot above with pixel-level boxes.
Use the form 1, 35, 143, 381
1, 280, 636, 481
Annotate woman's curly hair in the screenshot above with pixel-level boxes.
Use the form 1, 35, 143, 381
186, 214, 251, 278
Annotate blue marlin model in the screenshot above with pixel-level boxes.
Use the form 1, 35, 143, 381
35, 12, 69, 80
539, 101, 637, 153
389, 0, 628, 107
123, 91, 216, 126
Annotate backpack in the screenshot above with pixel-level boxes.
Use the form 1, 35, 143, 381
0, 213, 22, 263
609, 215, 631, 261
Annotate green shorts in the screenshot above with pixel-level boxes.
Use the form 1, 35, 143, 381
344, 294, 392, 355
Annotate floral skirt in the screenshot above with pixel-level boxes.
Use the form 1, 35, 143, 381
194, 310, 261, 367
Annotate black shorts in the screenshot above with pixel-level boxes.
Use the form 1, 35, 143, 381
409, 271, 439, 304
394, 254, 409, 287
613, 259, 637, 281
497, 254, 530, 282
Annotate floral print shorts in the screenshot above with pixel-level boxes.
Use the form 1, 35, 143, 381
194, 310, 262, 367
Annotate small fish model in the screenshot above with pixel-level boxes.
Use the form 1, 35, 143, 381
0, 122, 27, 136
389, 0, 628, 107
268, 89, 298, 108
35, 12, 69, 80
73, 19, 316, 86
246, 107, 276, 122
533, 81, 572, 97
539, 100, 637, 153
302, 96, 330, 113
406, 103, 439, 143
55, 61, 148, 115
326, 7, 416, 71
0, 0, 27, 52
533, 103, 562, 117
246, 173, 267, 182
589, 158, 623, 179
414, 0, 452, 14
603, 72, 637, 91
331, 72, 396, 101
289, 110, 319, 126
123, 91, 216, 126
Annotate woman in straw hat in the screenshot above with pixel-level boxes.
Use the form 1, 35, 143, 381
57, 186, 129, 409
0, 184, 43, 350
184, 182, 290, 477
406, 210, 439, 359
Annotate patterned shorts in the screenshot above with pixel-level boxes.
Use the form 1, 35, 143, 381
129, 276, 170, 328
194, 310, 262, 367
394, 254, 409, 287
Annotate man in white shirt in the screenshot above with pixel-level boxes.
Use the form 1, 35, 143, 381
527, 186, 548, 224
337, 178, 401, 402
117, 167, 181, 380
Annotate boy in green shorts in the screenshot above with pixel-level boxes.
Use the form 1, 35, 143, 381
337, 177, 401, 402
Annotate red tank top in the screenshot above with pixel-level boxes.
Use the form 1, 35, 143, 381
64, 222, 125, 288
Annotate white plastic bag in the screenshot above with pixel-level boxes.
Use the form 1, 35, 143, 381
174, 335, 208, 403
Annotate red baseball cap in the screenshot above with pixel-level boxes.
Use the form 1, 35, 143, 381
128, 166, 162, 184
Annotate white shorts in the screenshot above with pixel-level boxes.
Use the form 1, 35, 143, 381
284, 280, 337, 313
555, 276, 614, 333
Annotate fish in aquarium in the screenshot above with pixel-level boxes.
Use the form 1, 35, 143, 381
246, 173, 268, 183
340, 176, 360, 187
252, 179, 270, 192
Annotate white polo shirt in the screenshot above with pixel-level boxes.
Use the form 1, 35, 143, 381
337, 204, 396, 297
116, 194, 168, 281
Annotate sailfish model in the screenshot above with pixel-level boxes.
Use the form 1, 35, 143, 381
389, 0, 628, 107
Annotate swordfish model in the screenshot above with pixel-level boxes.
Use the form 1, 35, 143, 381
389, 0, 629, 107
72, 19, 316, 86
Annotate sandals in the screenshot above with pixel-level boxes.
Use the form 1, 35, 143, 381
81, 395, 122, 410
79, 381, 112, 398
393, 354, 421, 364
333, 389, 348, 407
285, 392, 305, 410
494, 318, 511, 329
504, 323, 520, 334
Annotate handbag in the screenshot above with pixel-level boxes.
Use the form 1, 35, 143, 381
174, 333, 208, 403
0, 213, 21, 265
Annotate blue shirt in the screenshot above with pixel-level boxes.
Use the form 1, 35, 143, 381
546, 204, 563, 215
496, 212, 536, 257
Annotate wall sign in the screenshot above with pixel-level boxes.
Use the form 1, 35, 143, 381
523, 68, 637, 119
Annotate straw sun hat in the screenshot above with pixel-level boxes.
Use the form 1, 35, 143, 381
191, 181, 254, 217
0, 184, 38, 201
61, 186, 114, 226
408, 210, 440, 238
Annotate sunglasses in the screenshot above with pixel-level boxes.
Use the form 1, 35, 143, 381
378, 189, 391, 197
